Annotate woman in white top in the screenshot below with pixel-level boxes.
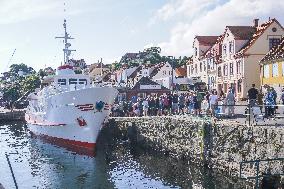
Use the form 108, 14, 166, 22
209, 90, 218, 116
142, 98, 149, 116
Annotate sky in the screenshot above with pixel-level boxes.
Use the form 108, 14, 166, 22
0, 0, 284, 73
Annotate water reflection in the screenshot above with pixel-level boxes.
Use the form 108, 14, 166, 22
0, 122, 248, 189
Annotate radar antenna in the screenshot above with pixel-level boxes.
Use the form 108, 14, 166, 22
55, 19, 76, 65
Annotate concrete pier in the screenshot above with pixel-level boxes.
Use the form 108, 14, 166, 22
0, 109, 25, 121
107, 115, 284, 187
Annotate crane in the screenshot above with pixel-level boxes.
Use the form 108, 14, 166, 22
5, 48, 16, 72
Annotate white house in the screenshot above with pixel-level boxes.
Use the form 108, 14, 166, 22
187, 36, 218, 84
152, 62, 176, 89
217, 18, 284, 99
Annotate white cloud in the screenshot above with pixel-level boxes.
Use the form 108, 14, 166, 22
0, 0, 89, 24
153, 0, 284, 56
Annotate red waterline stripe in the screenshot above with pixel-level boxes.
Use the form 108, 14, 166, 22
29, 130, 96, 156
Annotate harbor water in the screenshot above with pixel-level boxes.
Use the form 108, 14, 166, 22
0, 121, 241, 189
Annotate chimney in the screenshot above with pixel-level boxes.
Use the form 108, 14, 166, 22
254, 18, 259, 27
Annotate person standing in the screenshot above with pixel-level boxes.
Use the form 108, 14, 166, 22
271, 87, 278, 114
142, 98, 149, 116
209, 90, 218, 116
167, 93, 173, 114
148, 97, 156, 116
178, 93, 185, 115
192, 92, 199, 116
219, 89, 225, 99
247, 84, 259, 106
257, 89, 264, 112
281, 89, 284, 114
264, 87, 276, 118
172, 93, 179, 115
196, 91, 203, 115
226, 88, 235, 117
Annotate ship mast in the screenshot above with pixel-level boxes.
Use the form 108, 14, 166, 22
55, 19, 76, 65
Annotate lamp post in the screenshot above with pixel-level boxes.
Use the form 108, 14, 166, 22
168, 56, 174, 93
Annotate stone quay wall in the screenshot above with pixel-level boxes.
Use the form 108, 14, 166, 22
110, 116, 284, 181
0, 110, 25, 121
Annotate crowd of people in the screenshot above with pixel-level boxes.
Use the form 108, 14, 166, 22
111, 89, 236, 117
247, 84, 284, 118
111, 83, 284, 119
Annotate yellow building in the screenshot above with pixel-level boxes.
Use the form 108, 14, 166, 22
260, 37, 284, 99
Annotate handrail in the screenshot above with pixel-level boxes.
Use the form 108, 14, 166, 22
240, 157, 284, 189
5, 153, 18, 189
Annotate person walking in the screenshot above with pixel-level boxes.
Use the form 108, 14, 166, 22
247, 84, 259, 106
226, 88, 235, 117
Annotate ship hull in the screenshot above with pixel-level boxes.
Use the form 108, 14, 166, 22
26, 87, 118, 156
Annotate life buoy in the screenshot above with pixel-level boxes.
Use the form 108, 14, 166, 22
77, 117, 87, 127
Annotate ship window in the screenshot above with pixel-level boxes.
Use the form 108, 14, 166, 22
58, 79, 66, 85
69, 78, 77, 85
78, 79, 87, 85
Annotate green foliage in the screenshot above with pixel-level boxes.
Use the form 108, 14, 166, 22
74, 69, 82, 74
1, 63, 40, 102
20, 74, 41, 95
2, 83, 21, 102
9, 63, 35, 77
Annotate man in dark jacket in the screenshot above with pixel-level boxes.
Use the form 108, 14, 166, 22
247, 84, 258, 106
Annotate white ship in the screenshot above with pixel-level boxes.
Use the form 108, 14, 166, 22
25, 19, 118, 155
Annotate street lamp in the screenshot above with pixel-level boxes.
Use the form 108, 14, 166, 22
168, 56, 174, 93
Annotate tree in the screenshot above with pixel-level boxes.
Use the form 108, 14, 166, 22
9, 63, 35, 77
74, 70, 82, 74
2, 83, 21, 102
20, 74, 41, 95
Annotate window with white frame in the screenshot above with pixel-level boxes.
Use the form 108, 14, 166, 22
272, 62, 278, 77
230, 63, 233, 75
236, 61, 241, 74
218, 67, 222, 77
264, 64, 269, 78
223, 64, 228, 76
223, 44, 227, 55
200, 62, 202, 72
229, 41, 234, 53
